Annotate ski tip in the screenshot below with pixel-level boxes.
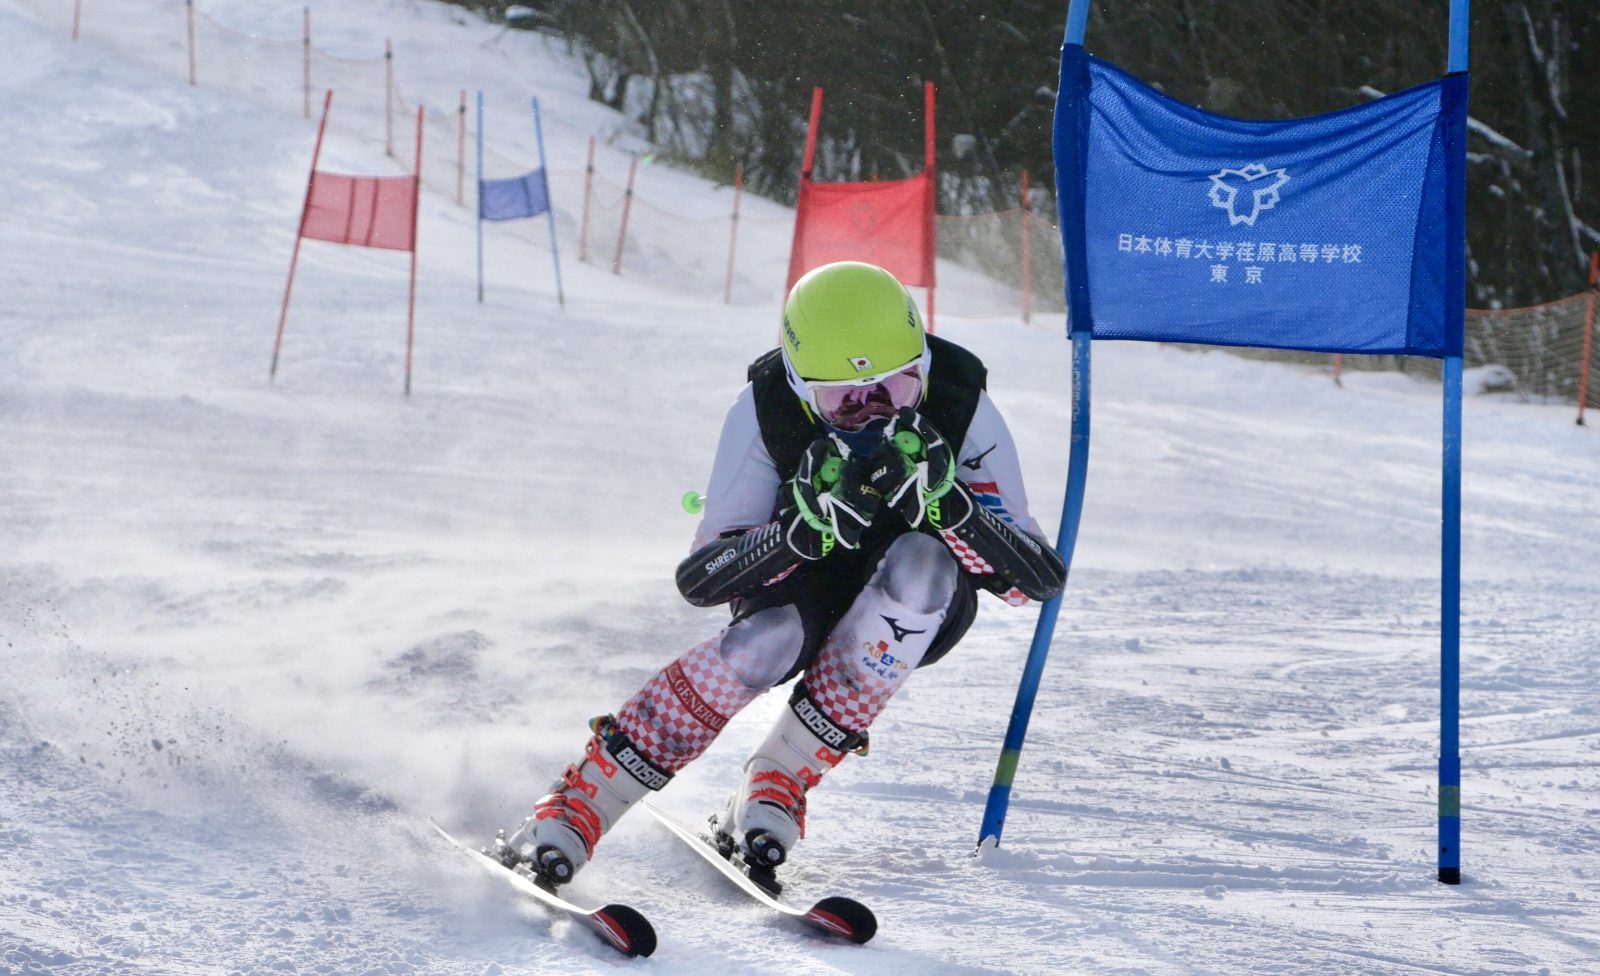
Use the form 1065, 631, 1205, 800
804, 895, 877, 944
591, 903, 658, 958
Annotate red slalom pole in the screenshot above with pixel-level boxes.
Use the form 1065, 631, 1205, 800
923, 80, 937, 333
272, 90, 333, 382
405, 105, 423, 396
802, 88, 822, 177
785, 87, 824, 291
72, 0, 82, 40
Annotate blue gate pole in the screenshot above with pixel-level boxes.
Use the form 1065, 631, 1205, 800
978, 332, 1091, 845
531, 96, 566, 309
1440, 357, 1462, 885
977, 0, 1092, 848
1439, 0, 1469, 886
476, 91, 486, 304
1065, 0, 1089, 47
1449, 0, 1470, 72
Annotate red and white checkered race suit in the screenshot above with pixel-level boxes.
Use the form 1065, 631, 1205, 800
504, 377, 1056, 880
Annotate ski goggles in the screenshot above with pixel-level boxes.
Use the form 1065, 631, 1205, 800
803, 362, 925, 431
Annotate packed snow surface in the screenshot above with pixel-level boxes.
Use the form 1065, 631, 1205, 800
2, 2, 1597, 974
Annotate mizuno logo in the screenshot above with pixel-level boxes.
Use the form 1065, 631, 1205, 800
961, 444, 998, 471
880, 615, 927, 642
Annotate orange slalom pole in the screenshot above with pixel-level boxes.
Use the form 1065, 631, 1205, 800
405, 105, 423, 397
456, 90, 466, 207
385, 38, 394, 157
1578, 251, 1599, 426
1020, 169, 1033, 325
724, 162, 744, 305
186, 0, 197, 86
579, 136, 595, 262
272, 90, 333, 382
612, 156, 639, 275
303, 8, 311, 120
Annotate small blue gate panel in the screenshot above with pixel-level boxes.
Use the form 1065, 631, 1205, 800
480, 169, 550, 222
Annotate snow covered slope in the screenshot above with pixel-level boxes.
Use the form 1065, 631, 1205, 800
2, 2, 1597, 974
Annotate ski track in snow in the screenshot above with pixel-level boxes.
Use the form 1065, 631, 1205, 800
3, 1, 1599, 974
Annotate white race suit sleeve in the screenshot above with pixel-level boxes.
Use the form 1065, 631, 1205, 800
690, 385, 783, 552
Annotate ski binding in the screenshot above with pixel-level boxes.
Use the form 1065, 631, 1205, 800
429, 819, 656, 958
642, 802, 877, 944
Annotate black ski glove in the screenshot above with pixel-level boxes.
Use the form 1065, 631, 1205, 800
870, 408, 958, 529
873, 408, 1066, 602
676, 435, 884, 608
779, 435, 883, 559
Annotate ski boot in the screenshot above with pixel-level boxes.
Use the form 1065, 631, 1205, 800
718, 685, 865, 894
497, 716, 671, 887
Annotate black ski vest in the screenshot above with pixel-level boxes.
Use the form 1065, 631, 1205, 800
746, 333, 988, 484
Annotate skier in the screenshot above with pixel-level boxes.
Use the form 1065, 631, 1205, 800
498, 260, 1066, 890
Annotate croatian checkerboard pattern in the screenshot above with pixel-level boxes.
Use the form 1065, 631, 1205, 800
615, 636, 762, 772
940, 529, 996, 575
805, 637, 902, 735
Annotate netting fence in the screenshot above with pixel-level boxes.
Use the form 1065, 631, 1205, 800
26, 1, 1599, 416
1215, 288, 1598, 414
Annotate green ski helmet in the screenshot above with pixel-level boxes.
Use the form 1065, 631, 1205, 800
781, 261, 931, 430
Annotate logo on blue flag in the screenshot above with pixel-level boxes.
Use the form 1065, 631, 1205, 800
1207, 164, 1290, 227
